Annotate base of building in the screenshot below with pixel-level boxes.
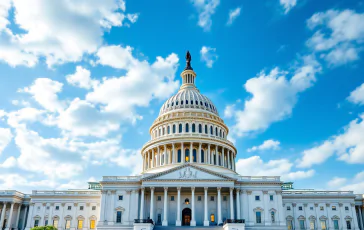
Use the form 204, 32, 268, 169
190, 220, 196, 226
133, 223, 153, 230
162, 220, 168, 226
223, 223, 245, 230
204, 220, 210, 226
175, 220, 181, 226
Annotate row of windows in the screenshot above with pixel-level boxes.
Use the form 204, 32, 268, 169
287, 219, 352, 230
34, 219, 96, 229
164, 99, 218, 114
286, 205, 350, 211
44, 205, 97, 211
153, 123, 226, 139
254, 195, 274, 201
155, 195, 232, 202
255, 211, 276, 224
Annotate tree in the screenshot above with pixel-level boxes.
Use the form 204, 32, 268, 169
31, 226, 57, 230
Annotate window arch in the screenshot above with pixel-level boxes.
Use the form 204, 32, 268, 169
179, 124, 182, 133
210, 126, 213, 135
215, 127, 218, 136
198, 124, 202, 133
167, 126, 170, 134
193, 149, 197, 162
185, 123, 189, 133
173, 124, 176, 133
185, 149, 190, 162
205, 125, 208, 134
201, 150, 205, 163
219, 129, 222, 137
177, 149, 181, 163
192, 124, 196, 133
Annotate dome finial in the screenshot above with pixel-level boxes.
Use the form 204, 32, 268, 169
185, 50, 193, 70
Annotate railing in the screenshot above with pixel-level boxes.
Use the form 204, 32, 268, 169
223, 219, 245, 225
0, 190, 25, 197
134, 219, 154, 224
238, 176, 281, 181
32, 190, 101, 195
102, 176, 140, 181
283, 191, 354, 195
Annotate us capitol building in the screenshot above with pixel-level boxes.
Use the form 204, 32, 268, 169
1, 52, 364, 230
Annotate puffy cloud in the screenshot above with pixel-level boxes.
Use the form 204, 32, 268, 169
0, 156, 16, 168
297, 113, 364, 168
327, 171, 364, 193
200, 46, 218, 68
21, 78, 65, 112
347, 82, 364, 105
279, 0, 297, 14
190, 0, 220, 31
109, 148, 142, 175
306, 9, 364, 66
0, 0, 138, 67
66, 66, 97, 89
236, 155, 314, 181
228, 56, 321, 137
227, 7, 241, 26
327, 177, 347, 188
88, 45, 180, 121
0, 128, 12, 154
247, 139, 280, 152
6, 107, 45, 128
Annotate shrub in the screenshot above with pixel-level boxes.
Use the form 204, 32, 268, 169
31, 226, 57, 230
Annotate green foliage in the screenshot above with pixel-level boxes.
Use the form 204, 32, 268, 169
31, 226, 57, 230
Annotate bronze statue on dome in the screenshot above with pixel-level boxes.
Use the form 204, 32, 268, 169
185, 50, 193, 70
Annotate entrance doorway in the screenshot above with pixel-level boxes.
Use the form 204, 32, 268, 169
182, 208, 191, 226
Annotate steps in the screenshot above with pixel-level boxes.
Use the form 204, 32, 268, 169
154, 226, 222, 230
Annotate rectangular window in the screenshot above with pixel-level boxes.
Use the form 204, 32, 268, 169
332, 206, 336, 211
320, 206, 324, 211
255, 195, 260, 201
46, 206, 50, 210
80, 206, 84, 211
55, 206, 59, 210
67, 206, 72, 210
287, 206, 291, 211
223, 196, 227, 201
171, 196, 175, 201
333, 220, 339, 229
34, 220, 39, 227
210, 196, 214, 201
116, 211, 122, 223
270, 195, 273, 201
299, 220, 305, 230
299, 206, 303, 211
92, 206, 96, 211
210, 214, 215, 222
45, 220, 48, 226
157, 196, 161, 201
310, 221, 315, 230
198, 196, 201, 201
118, 195, 123, 200
346, 220, 351, 229
90, 220, 95, 229
320, 220, 326, 230
310, 207, 314, 210
345, 206, 349, 211
78, 220, 83, 229
256, 211, 261, 223
53, 220, 59, 228
65, 220, 71, 230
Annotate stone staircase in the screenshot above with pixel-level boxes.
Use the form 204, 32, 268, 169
154, 226, 222, 230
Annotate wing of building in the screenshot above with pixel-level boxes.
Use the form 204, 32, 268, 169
1, 52, 364, 230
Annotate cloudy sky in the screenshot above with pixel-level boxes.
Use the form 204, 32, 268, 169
0, 0, 364, 193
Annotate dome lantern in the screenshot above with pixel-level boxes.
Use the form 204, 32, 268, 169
180, 51, 197, 90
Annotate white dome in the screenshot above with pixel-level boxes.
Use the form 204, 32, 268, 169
159, 88, 219, 116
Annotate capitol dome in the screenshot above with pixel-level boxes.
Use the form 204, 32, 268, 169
141, 51, 237, 175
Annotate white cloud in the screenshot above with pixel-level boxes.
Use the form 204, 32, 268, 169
228, 56, 321, 137
306, 9, 364, 66
190, 0, 220, 31
327, 171, 364, 193
224, 104, 236, 119
0, 0, 138, 67
0, 156, 17, 168
0, 128, 12, 154
200, 46, 218, 68
227, 7, 241, 26
21, 78, 65, 112
297, 113, 364, 168
88, 45, 180, 121
327, 177, 347, 188
247, 139, 280, 152
348, 82, 364, 105
280, 0, 297, 14
236, 155, 314, 181
110, 148, 142, 175
66, 66, 97, 89
6, 107, 45, 128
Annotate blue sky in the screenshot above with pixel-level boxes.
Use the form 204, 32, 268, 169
0, 0, 364, 193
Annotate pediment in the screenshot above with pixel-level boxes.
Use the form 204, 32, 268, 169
143, 164, 235, 181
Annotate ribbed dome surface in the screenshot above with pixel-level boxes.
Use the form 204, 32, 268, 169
159, 88, 219, 116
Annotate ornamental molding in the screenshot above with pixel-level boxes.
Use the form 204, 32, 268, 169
179, 167, 197, 179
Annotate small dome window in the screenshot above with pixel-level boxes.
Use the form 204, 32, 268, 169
181, 100, 183, 105
186, 100, 188, 104
191, 100, 193, 104
176, 101, 179, 105
171, 102, 174, 106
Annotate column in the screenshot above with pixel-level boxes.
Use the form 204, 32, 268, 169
6, 202, 14, 230
172, 144, 175, 163
217, 187, 222, 225
215, 146, 218, 165
353, 204, 361, 230
230, 188, 234, 219
222, 148, 225, 167
358, 206, 364, 230
208, 144, 211, 164
99, 191, 107, 223
164, 144, 167, 165
48, 204, 53, 226
236, 189, 241, 219
160, 146, 163, 166
276, 191, 285, 226
176, 187, 181, 226
72, 203, 78, 228
150, 187, 155, 221
134, 190, 139, 219
227, 150, 231, 169
22, 205, 28, 230
247, 191, 253, 225
233, 155, 236, 171
190, 142, 193, 163
157, 147, 160, 166
169, 147, 172, 164
152, 149, 155, 167
26, 203, 34, 229
15, 204, 21, 229
162, 187, 168, 226
204, 187, 209, 226
263, 191, 270, 225
198, 143, 202, 163
181, 143, 184, 163
0, 203, 7, 230
147, 151, 150, 169
242, 191, 248, 223
191, 187, 196, 226
140, 188, 145, 219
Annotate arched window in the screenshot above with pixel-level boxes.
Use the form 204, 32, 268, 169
219, 153, 222, 166
173, 124, 176, 133
199, 124, 202, 133
163, 127, 165, 135
181, 100, 183, 105
193, 149, 197, 162
201, 150, 205, 163
186, 100, 188, 104
185, 123, 189, 132
176, 101, 179, 105
205, 125, 208, 134
271, 211, 275, 223
215, 127, 218, 136
210, 126, 213, 135
213, 153, 216, 165
178, 149, 181, 163
167, 126, 170, 134
185, 198, 190, 204
179, 124, 182, 133
185, 149, 190, 162
219, 130, 222, 137
256, 211, 262, 223
210, 214, 215, 222
223, 132, 225, 138
192, 124, 196, 133
159, 129, 161, 136
172, 102, 174, 106
191, 100, 193, 105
